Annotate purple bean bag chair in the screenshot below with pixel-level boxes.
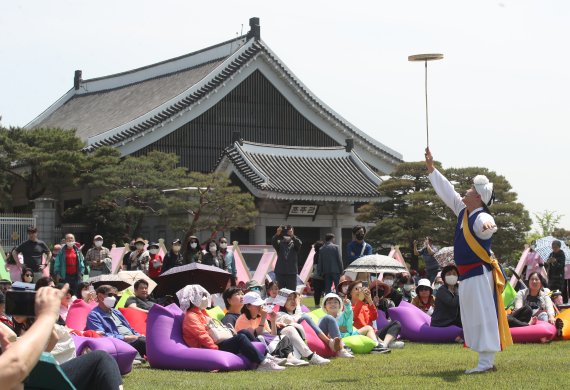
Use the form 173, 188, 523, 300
388, 301, 463, 342
146, 303, 265, 371
72, 335, 137, 375
510, 321, 557, 343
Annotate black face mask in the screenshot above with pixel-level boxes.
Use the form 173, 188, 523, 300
356, 233, 365, 240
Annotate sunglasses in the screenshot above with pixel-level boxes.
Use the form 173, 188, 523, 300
25, 274, 33, 277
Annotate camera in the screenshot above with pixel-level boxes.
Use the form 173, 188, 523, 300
5, 290, 36, 317
280, 225, 292, 235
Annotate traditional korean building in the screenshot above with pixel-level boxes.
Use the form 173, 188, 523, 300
25, 17, 403, 262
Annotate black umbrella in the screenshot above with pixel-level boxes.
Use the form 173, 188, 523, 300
155, 262, 231, 296
87, 274, 132, 291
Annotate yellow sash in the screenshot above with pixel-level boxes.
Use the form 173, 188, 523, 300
462, 210, 513, 350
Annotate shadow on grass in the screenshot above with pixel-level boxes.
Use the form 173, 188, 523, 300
322, 379, 358, 383
423, 369, 465, 382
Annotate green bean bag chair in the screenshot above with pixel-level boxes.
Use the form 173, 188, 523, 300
306, 308, 326, 323
342, 335, 376, 354
206, 306, 225, 321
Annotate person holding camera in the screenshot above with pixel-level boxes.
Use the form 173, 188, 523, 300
271, 226, 302, 291
413, 237, 440, 283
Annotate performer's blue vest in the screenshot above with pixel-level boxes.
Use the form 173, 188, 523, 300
454, 208, 492, 280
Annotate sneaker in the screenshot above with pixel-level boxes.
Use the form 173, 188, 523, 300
328, 337, 342, 352
309, 353, 330, 365
266, 355, 287, 366
388, 340, 405, 349
285, 356, 309, 366
370, 346, 391, 354
132, 359, 143, 365
257, 359, 286, 371
336, 349, 354, 358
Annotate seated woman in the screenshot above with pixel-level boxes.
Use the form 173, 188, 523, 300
508, 272, 557, 328
276, 289, 345, 356
381, 273, 403, 307
431, 265, 462, 329
179, 284, 284, 371
236, 291, 328, 365
432, 273, 444, 294
411, 279, 435, 316
348, 281, 404, 349
322, 293, 388, 354
221, 287, 244, 327
399, 276, 416, 303
75, 282, 96, 304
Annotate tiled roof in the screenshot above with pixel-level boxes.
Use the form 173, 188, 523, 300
219, 141, 382, 201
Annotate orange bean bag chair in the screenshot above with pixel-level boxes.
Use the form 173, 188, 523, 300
555, 308, 570, 340
118, 307, 148, 336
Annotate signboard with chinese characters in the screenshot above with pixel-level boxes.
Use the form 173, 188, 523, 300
288, 204, 318, 216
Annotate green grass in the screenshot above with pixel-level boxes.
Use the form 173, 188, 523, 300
125, 342, 570, 389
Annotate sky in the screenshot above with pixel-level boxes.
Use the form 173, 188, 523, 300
1, 0, 569, 230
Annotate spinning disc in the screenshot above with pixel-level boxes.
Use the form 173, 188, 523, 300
408, 53, 444, 62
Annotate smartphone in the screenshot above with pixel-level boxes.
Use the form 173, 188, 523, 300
5, 290, 36, 317
362, 281, 369, 288
262, 304, 275, 313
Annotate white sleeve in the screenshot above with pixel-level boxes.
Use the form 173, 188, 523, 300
428, 169, 464, 216
473, 212, 498, 240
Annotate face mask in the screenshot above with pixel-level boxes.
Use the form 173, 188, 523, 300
355, 233, 365, 240
220, 243, 227, 249
445, 275, 458, 285
199, 296, 209, 310
190, 243, 198, 249
172, 245, 181, 253
66, 241, 75, 248
149, 249, 159, 255
129, 245, 136, 251
103, 296, 116, 308
136, 244, 144, 250
82, 290, 91, 300
433, 283, 442, 290
94, 240, 103, 247
383, 279, 394, 287
404, 284, 414, 292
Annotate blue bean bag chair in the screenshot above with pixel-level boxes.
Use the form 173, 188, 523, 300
146, 303, 265, 371
388, 301, 463, 343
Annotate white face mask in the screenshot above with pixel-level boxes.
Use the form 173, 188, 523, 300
94, 240, 103, 247
190, 243, 198, 249
66, 241, 75, 248
136, 244, 144, 250
149, 248, 159, 255
220, 243, 227, 249
103, 296, 116, 308
199, 296, 209, 310
433, 283, 442, 290
172, 245, 181, 253
445, 275, 458, 286
383, 279, 394, 287
404, 284, 414, 292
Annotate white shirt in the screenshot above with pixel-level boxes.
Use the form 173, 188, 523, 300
428, 169, 497, 240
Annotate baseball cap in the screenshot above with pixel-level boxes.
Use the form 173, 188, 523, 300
243, 291, 264, 306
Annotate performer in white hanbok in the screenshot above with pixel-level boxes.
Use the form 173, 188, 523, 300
424, 148, 512, 374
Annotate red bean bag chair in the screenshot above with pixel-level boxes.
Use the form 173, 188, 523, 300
509, 321, 557, 343
118, 307, 148, 336
300, 320, 335, 358
66, 299, 97, 331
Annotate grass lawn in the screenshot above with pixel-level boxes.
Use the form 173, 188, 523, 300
125, 341, 570, 389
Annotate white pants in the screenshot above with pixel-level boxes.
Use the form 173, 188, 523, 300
458, 265, 500, 353
280, 326, 313, 358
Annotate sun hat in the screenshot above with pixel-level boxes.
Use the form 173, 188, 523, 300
415, 278, 433, 295
243, 291, 264, 306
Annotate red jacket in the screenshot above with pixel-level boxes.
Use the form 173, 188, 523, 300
352, 300, 378, 329
148, 254, 163, 279
182, 306, 218, 350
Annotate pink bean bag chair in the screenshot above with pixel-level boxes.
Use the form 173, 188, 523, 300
72, 335, 138, 375
388, 301, 463, 342
510, 321, 557, 343
66, 299, 97, 331
146, 304, 266, 371
118, 307, 148, 336
300, 320, 335, 358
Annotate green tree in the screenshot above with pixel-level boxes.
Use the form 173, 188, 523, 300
0, 127, 86, 208
534, 210, 563, 237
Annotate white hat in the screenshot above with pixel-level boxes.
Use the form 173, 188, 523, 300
473, 175, 494, 206
415, 278, 433, 295
321, 293, 343, 312
243, 291, 264, 306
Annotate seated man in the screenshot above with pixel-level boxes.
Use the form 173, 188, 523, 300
221, 287, 244, 327
125, 279, 156, 312
86, 285, 146, 358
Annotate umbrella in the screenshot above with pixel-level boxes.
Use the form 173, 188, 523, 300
433, 246, 455, 267
115, 271, 157, 294
87, 274, 132, 291
344, 254, 407, 275
533, 236, 570, 263
154, 262, 231, 296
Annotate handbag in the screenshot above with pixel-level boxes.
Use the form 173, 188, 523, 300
206, 318, 236, 344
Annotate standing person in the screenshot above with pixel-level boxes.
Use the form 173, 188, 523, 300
524, 244, 545, 281
346, 225, 373, 267
129, 238, 150, 274
413, 237, 440, 283
271, 225, 302, 291
185, 236, 203, 264
425, 147, 511, 374
546, 240, 567, 302
162, 239, 184, 274
13, 226, 52, 283
317, 233, 343, 294
147, 242, 163, 281
53, 233, 85, 295
219, 237, 236, 281
202, 240, 226, 270
85, 235, 112, 277
122, 239, 136, 271
311, 241, 325, 307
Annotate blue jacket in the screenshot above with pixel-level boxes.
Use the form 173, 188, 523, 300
54, 246, 85, 280
86, 306, 139, 340
346, 240, 372, 265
